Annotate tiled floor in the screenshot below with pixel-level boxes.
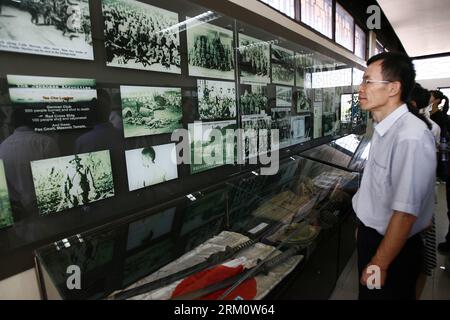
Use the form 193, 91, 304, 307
330, 183, 450, 300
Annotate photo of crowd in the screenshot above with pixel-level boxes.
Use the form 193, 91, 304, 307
271, 45, 295, 86
238, 33, 270, 84
102, 0, 181, 73
187, 21, 235, 80
240, 84, 268, 115
241, 114, 272, 160
197, 79, 237, 120
276, 86, 293, 107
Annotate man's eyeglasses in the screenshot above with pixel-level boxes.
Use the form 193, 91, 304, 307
360, 79, 392, 86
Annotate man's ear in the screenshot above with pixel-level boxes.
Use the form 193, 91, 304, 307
388, 81, 402, 97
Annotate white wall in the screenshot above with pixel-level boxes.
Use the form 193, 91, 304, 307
0, 269, 40, 300
417, 78, 450, 91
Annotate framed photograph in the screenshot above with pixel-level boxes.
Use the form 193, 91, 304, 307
322, 87, 335, 114
187, 20, 235, 80
0, 0, 93, 60
276, 86, 292, 107
271, 45, 295, 86
241, 114, 272, 161
0, 159, 13, 229
290, 115, 311, 145
294, 88, 312, 112
238, 33, 270, 84
197, 79, 236, 121
102, 0, 181, 73
340, 93, 353, 123
120, 86, 182, 138
189, 120, 237, 174
7, 74, 97, 132
125, 143, 178, 192
239, 84, 268, 115
31, 150, 115, 216
126, 207, 176, 251
314, 88, 322, 102
271, 108, 291, 148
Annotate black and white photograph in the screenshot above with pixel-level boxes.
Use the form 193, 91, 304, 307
125, 143, 178, 192
271, 45, 295, 86
238, 33, 270, 84
189, 120, 237, 174
323, 112, 337, 136
102, 0, 181, 73
31, 150, 115, 216
241, 114, 272, 160
294, 88, 312, 112
313, 102, 323, 138
240, 84, 268, 115
126, 207, 176, 251
7, 74, 97, 132
276, 85, 292, 107
0, 159, 13, 229
120, 85, 182, 138
323, 87, 335, 114
271, 108, 291, 148
340, 93, 353, 123
197, 79, 236, 120
290, 115, 311, 145
295, 53, 305, 87
0, 0, 93, 60
187, 20, 235, 80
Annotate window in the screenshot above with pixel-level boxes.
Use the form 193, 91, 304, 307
354, 24, 366, 59
335, 3, 354, 51
260, 0, 295, 19
300, 0, 332, 38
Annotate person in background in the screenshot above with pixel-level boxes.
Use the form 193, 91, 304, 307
353, 52, 436, 300
408, 83, 438, 299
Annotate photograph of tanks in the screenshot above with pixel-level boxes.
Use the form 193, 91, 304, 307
0, 0, 93, 59
31, 150, 115, 215
120, 85, 182, 138
102, 0, 181, 73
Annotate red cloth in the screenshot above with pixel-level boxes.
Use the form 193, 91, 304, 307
171, 264, 257, 300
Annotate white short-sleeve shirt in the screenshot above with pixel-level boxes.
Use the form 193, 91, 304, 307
352, 104, 436, 236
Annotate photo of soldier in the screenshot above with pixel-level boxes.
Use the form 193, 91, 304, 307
30, 150, 115, 215
294, 88, 312, 113
271, 108, 291, 148
271, 45, 295, 86
239, 84, 268, 115
238, 33, 270, 84
102, 0, 181, 73
120, 86, 182, 138
241, 114, 272, 162
197, 80, 237, 121
0, 0, 93, 59
187, 21, 235, 80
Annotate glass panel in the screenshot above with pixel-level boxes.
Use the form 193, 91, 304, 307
260, 0, 296, 19
335, 3, 354, 51
355, 24, 366, 59
300, 0, 332, 38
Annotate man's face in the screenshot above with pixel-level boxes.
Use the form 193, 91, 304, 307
142, 154, 152, 167
358, 60, 391, 112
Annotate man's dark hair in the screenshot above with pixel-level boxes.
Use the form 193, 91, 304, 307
141, 147, 156, 161
367, 52, 416, 103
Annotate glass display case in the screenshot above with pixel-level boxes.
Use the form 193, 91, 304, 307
35, 141, 366, 300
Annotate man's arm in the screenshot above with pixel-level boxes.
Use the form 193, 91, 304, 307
360, 210, 417, 286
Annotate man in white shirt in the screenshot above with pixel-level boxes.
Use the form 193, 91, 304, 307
352, 52, 436, 299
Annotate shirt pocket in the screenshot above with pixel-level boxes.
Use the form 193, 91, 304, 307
371, 160, 391, 204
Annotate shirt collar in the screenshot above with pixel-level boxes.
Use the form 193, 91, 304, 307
374, 104, 408, 137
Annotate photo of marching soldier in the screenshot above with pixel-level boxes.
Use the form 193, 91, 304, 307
238, 33, 270, 84
197, 79, 237, 121
102, 0, 181, 73
31, 150, 115, 215
0, 0, 93, 60
239, 84, 268, 115
0, 159, 13, 229
187, 21, 235, 80
120, 86, 182, 138
271, 45, 295, 86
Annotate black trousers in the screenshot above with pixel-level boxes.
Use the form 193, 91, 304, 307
357, 222, 423, 300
